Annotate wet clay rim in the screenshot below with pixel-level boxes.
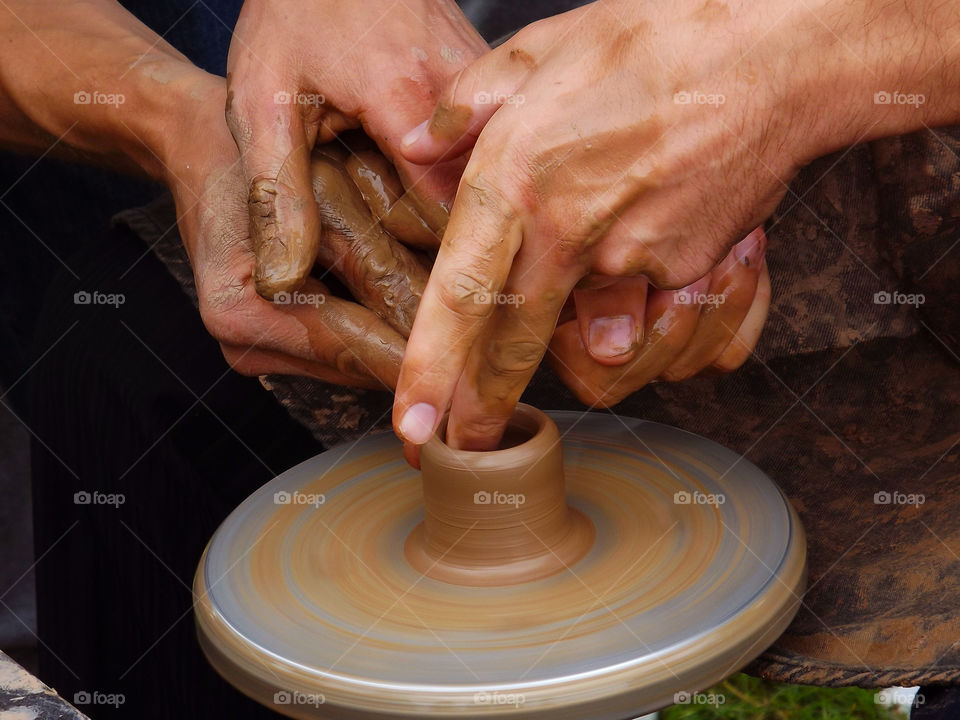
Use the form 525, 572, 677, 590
405, 404, 596, 586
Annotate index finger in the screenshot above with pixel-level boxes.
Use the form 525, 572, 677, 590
392, 162, 523, 445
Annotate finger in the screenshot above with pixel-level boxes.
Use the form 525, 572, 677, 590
444, 247, 578, 450
547, 278, 706, 407
711, 258, 770, 372
392, 156, 527, 446
310, 149, 429, 337
206, 276, 407, 389
340, 17, 488, 206
573, 276, 648, 365
226, 75, 322, 299
392, 161, 453, 241
220, 344, 386, 390
344, 149, 444, 249
659, 228, 767, 381
403, 441, 421, 470
399, 39, 536, 165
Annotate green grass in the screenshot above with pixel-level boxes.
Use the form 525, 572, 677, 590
660, 674, 909, 719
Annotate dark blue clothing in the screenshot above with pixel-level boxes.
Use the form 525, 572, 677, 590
0, 0, 241, 409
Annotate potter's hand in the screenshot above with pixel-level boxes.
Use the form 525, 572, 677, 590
393, 0, 960, 450
0, 0, 409, 389
171, 87, 409, 389
225, 0, 488, 298
551, 230, 769, 407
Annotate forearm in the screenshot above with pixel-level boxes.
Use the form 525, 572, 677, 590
793, 0, 960, 158
0, 0, 220, 182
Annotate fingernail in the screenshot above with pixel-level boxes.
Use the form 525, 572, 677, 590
402, 119, 430, 149
734, 228, 765, 267
399, 402, 437, 444
588, 315, 636, 358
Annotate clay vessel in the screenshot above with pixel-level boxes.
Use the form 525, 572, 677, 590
405, 404, 596, 585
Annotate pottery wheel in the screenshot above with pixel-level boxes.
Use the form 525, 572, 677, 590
194, 409, 806, 719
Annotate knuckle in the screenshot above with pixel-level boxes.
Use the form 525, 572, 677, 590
224, 83, 256, 138
712, 354, 748, 373
332, 346, 369, 379
659, 365, 693, 382
458, 165, 524, 222
198, 287, 259, 347
594, 243, 650, 277
483, 338, 544, 379
437, 269, 499, 320
454, 414, 511, 444
647, 255, 714, 291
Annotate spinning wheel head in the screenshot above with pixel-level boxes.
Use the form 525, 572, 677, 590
194, 406, 806, 719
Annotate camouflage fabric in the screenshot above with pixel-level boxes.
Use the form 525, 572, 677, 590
115, 125, 960, 688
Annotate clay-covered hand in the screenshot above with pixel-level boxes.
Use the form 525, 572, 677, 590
225, 0, 487, 298
0, 0, 417, 389
170, 79, 412, 390
393, 0, 936, 450
550, 229, 770, 410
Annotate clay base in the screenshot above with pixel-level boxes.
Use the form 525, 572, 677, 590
404, 506, 595, 586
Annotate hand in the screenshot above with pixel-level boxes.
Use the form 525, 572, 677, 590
392, 0, 960, 450
167, 78, 413, 389
551, 230, 769, 409
0, 0, 446, 391
225, 0, 488, 297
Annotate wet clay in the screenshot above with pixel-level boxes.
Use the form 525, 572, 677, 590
428, 100, 474, 145
405, 405, 595, 586
249, 147, 320, 299
252, 135, 448, 337
194, 408, 807, 719
310, 148, 429, 337
392, 162, 450, 239
345, 150, 440, 249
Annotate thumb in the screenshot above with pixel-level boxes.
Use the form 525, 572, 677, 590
227, 85, 322, 299
399, 45, 532, 165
